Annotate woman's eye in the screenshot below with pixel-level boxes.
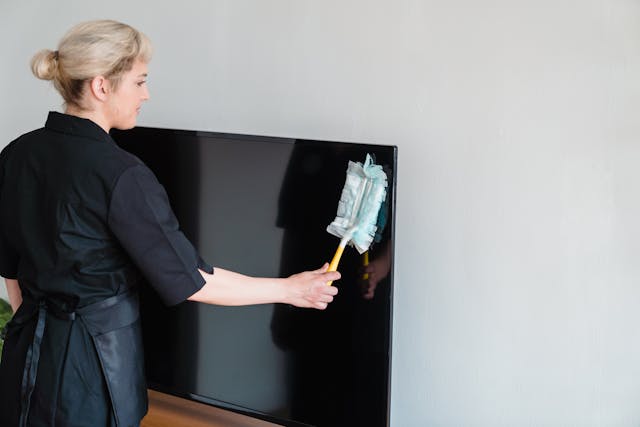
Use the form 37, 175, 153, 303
137, 81, 147, 87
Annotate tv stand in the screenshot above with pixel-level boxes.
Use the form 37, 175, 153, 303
141, 390, 277, 427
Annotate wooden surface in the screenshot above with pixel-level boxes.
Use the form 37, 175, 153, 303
141, 389, 278, 427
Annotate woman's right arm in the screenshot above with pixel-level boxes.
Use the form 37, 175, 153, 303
188, 263, 340, 310
107, 164, 341, 309
5, 278, 22, 313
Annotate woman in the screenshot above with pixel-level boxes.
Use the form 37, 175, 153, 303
0, 20, 339, 427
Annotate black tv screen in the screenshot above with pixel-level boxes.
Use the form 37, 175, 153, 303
112, 127, 396, 427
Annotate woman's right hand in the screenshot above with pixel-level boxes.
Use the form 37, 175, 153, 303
285, 263, 340, 310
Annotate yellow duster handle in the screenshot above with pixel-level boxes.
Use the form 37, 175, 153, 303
326, 243, 346, 286
362, 251, 370, 280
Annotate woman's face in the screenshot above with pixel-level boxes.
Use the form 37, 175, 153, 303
106, 59, 150, 130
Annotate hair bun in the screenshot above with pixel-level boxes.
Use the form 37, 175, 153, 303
30, 49, 59, 81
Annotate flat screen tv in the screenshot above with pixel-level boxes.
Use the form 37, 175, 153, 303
112, 127, 397, 427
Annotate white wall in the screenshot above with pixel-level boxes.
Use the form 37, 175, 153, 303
2, 1, 640, 425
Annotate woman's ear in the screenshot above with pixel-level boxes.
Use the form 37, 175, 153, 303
88, 75, 111, 102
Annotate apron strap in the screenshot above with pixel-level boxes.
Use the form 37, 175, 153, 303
17, 303, 45, 427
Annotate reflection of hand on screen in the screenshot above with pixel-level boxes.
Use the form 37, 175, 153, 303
359, 243, 391, 300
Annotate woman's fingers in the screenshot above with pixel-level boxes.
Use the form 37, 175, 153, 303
314, 301, 328, 310
307, 280, 338, 308
310, 281, 337, 297
320, 270, 341, 284
314, 262, 330, 273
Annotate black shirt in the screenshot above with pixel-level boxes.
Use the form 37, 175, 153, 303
0, 112, 212, 426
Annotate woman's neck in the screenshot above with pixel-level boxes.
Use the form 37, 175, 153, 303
65, 105, 111, 133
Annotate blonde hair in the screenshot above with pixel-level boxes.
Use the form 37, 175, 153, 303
31, 20, 152, 108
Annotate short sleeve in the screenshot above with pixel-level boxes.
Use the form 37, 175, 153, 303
108, 164, 213, 306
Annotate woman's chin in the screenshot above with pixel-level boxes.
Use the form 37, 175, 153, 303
113, 119, 137, 131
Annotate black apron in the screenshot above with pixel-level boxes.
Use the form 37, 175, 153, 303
2, 289, 146, 426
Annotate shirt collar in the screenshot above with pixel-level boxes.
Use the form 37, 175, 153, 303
44, 111, 114, 144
